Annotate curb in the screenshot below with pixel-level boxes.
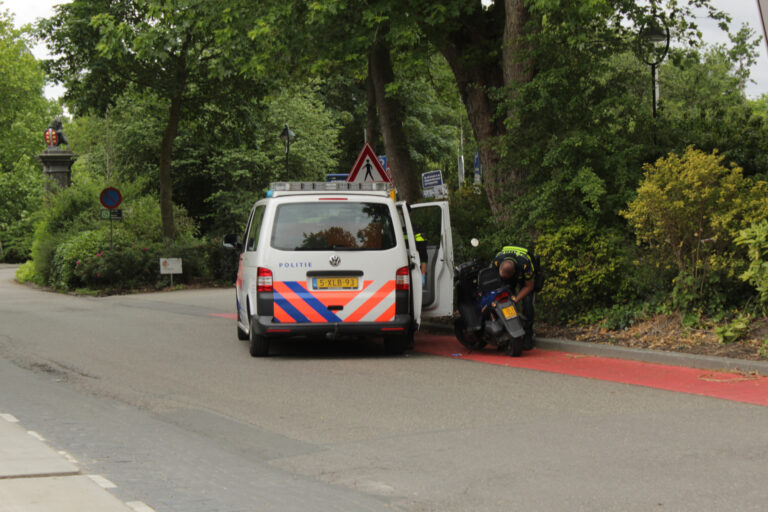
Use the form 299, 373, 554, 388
420, 321, 768, 376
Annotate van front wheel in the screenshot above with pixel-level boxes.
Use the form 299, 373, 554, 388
249, 316, 270, 357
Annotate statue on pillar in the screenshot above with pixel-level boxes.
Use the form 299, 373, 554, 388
43, 117, 69, 149
37, 116, 75, 190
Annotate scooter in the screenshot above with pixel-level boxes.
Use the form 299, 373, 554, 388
453, 258, 527, 357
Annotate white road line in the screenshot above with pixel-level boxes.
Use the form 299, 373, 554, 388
27, 430, 45, 441
58, 450, 79, 464
0, 413, 19, 423
87, 474, 117, 489
126, 502, 156, 512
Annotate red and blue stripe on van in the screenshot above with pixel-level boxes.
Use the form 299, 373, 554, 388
272, 280, 396, 323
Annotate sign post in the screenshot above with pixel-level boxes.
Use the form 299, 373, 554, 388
347, 143, 391, 183
99, 187, 123, 250
422, 170, 448, 199
159, 258, 183, 287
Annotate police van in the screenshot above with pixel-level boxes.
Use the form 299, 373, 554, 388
222, 181, 453, 356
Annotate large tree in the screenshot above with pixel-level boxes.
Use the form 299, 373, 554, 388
0, 11, 53, 261
40, 0, 265, 239
400, 0, 724, 217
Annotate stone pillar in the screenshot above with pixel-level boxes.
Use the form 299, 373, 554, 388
36, 148, 75, 191
37, 119, 75, 192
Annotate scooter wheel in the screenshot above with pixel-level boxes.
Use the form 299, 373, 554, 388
454, 318, 486, 350
507, 336, 524, 357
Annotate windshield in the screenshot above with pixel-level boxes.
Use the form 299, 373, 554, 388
271, 201, 397, 251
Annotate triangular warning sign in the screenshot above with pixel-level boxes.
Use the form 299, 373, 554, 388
347, 143, 391, 183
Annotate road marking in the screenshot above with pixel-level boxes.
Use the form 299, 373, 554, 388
0, 413, 19, 423
58, 450, 79, 464
126, 502, 156, 512
88, 474, 117, 489
27, 430, 45, 441
416, 333, 768, 407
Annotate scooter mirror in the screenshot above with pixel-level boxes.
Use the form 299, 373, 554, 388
470, 238, 480, 247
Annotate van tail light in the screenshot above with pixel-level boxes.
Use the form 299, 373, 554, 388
396, 266, 410, 291
257, 267, 273, 292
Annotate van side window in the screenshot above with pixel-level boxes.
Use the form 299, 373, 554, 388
246, 205, 266, 252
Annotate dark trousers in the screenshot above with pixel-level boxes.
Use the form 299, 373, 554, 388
520, 294, 534, 334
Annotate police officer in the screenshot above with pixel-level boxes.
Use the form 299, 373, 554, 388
492, 245, 535, 349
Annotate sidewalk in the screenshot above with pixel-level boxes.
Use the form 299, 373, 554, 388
0, 414, 138, 512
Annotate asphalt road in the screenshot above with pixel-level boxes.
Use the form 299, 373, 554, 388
1, 264, 767, 511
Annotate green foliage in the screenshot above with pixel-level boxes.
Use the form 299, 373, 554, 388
23, 177, 232, 291
714, 314, 751, 344
661, 46, 768, 177
448, 185, 494, 262
623, 147, 765, 309
581, 302, 645, 331
736, 220, 768, 304
0, 11, 56, 261
14, 260, 39, 285
533, 220, 639, 321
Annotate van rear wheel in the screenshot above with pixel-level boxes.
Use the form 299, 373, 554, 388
384, 334, 408, 355
249, 315, 270, 357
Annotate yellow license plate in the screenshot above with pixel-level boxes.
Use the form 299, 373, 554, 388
502, 304, 517, 319
315, 277, 358, 290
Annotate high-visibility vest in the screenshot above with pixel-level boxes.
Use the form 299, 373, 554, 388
496, 246, 535, 273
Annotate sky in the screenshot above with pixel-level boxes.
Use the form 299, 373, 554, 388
3, 0, 768, 100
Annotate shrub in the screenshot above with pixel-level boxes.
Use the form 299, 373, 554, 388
736, 220, 768, 305
25, 178, 220, 291
623, 146, 765, 309
534, 219, 639, 322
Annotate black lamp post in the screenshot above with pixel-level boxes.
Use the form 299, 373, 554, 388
279, 124, 296, 174
639, 12, 670, 121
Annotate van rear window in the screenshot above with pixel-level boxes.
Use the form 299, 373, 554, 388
271, 202, 397, 251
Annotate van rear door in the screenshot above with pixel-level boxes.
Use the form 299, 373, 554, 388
408, 201, 453, 317
400, 201, 454, 323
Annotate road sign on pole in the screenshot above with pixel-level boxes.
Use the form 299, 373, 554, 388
422, 170, 448, 199
347, 143, 391, 183
100, 187, 122, 209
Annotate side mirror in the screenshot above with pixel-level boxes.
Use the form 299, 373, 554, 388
222, 233, 242, 251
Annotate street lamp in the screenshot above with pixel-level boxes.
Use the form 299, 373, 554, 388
279, 124, 296, 174
638, 12, 670, 121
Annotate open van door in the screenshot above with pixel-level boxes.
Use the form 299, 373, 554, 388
404, 201, 454, 320
398, 202, 423, 327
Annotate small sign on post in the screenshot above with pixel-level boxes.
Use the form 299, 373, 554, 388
100, 187, 123, 250
160, 258, 182, 287
422, 170, 448, 199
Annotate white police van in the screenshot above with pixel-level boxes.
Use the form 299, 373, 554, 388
223, 181, 453, 356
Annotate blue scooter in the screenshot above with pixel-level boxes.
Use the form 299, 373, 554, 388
454, 259, 526, 357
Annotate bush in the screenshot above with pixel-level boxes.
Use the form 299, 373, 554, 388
736, 220, 768, 305
24, 179, 227, 291
15, 260, 39, 285
533, 219, 641, 322
623, 146, 766, 309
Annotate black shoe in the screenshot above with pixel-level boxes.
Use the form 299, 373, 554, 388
523, 332, 534, 350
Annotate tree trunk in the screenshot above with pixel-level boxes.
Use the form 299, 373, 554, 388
436, 44, 506, 214
500, 0, 534, 188
415, 1, 534, 218
365, 69, 379, 149
369, 26, 420, 204
159, 91, 182, 240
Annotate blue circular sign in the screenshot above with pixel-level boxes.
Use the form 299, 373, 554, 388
100, 187, 122, 210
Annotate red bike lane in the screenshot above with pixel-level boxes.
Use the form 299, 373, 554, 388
210, 314, 768, 407
415, 332, 768, 408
